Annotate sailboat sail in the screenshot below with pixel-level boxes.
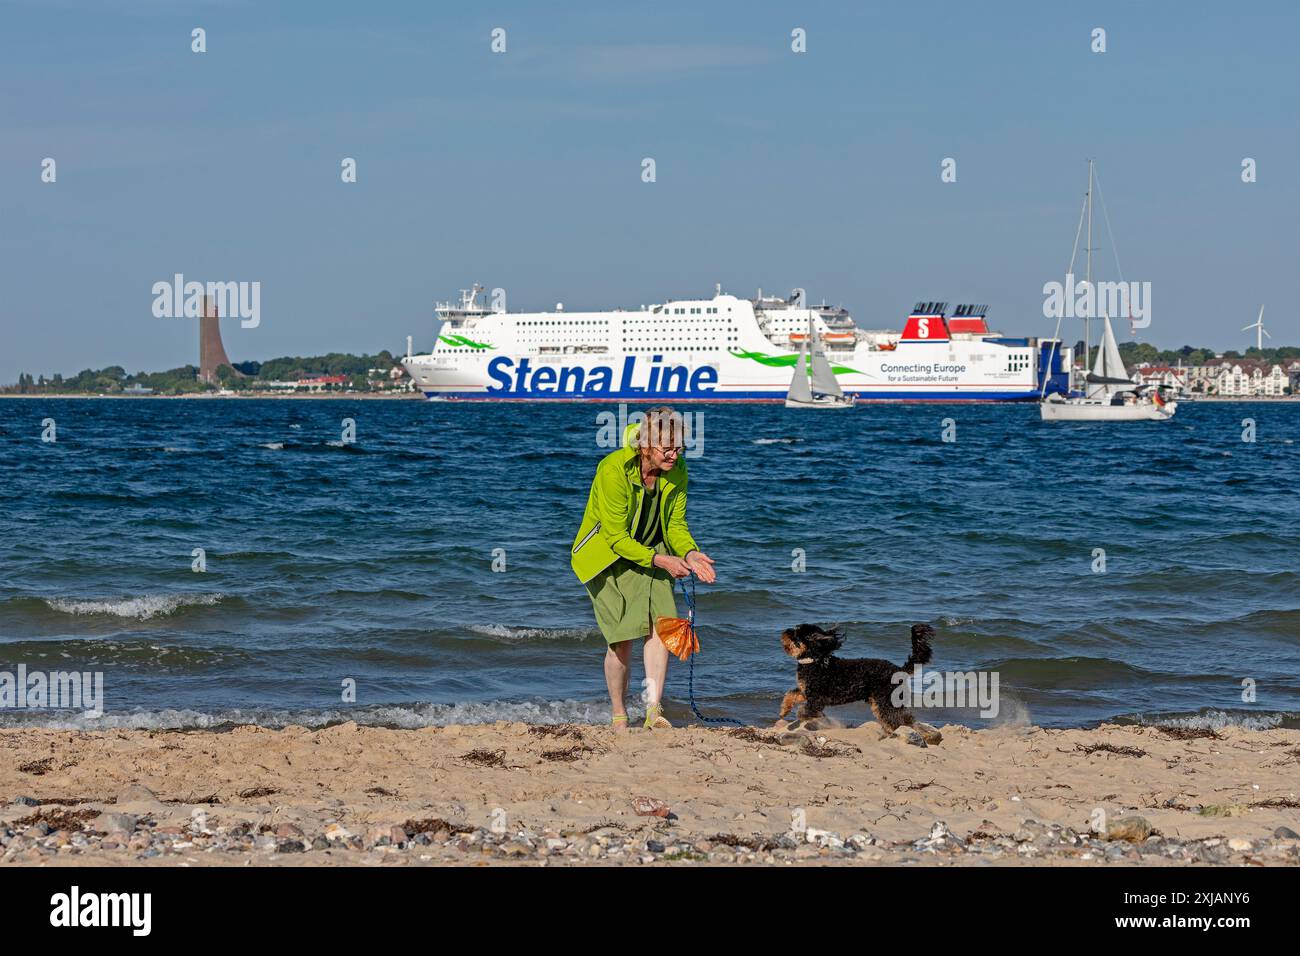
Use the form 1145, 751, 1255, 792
1086, 315, 1131, 399
808, 318, 844, 397
786, 338, 812, 403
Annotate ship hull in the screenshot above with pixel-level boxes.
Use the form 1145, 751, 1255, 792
406, 347, 1061, 403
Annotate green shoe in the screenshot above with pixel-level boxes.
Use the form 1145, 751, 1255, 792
643, 704, 672, 730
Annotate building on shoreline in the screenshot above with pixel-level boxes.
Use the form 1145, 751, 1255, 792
1135, 359, 1299, 397
251, 371, 412, 394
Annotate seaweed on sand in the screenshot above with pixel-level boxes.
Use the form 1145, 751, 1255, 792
1074, 743, 1147, 758
708, 833, 782, 852
460, 748, 508, 767
237, 786, 280, 799
541, 745, 599, 762
528, 725, 586, 740
403, 817, 475, 835
15, 807, 100, 831
1157, 727, 1220, 740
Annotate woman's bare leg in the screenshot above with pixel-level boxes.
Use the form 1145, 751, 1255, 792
605, 640, 633, 732
643, 624, 669, 708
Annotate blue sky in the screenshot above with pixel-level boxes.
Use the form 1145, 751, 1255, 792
1, 0, 1297, 384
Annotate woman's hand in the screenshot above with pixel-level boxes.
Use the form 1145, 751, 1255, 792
653, 553, 693, 578
684, 550, 716, 584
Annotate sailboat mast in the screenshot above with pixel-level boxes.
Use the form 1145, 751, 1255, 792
1085, 159, 1093, 390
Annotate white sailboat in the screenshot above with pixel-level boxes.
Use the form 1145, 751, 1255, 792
1040, 312, 1176, 420
1039, 161, 1176, 422
785, 317, 856, 409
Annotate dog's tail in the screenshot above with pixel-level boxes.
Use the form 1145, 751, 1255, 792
903, 623, 935, 669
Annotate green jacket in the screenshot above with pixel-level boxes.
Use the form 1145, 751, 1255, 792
571, 423, 699, 584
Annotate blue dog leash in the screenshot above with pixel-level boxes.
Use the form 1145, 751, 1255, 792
678, 574, 744, 726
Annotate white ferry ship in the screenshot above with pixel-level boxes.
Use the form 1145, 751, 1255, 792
402, 285, 1072, 402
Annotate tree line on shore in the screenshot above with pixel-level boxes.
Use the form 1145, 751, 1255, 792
1112, 341, 1300, 367
3, 351, 405, 395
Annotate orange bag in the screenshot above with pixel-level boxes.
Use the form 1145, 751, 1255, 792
656, 615, 700, 662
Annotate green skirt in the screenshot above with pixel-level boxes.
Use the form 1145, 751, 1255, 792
585, 546, 679, 645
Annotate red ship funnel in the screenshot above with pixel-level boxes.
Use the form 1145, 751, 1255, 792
901, 301, 950, 342
947, 303, 990, 334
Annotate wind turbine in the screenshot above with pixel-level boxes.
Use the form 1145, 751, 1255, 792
1242, 305, 1270, 352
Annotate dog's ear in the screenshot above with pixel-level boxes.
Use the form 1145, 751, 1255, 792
801, 625, 844, 658
817, 626, 846, 654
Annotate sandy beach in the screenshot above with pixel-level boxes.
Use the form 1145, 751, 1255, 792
2, 720, 1297, 867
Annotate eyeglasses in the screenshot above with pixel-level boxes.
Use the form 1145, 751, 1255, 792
652, 445, 682, 458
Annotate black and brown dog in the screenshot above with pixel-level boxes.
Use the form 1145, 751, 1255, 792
778, 622, 942, 743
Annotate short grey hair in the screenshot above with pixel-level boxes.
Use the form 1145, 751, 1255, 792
633, 405, 687, 451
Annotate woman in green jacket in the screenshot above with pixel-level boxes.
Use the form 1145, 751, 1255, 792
571, 406, 716, 731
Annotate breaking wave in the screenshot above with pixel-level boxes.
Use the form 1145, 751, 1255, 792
468, 624, 599, 643
1118, 708, 1297, 732
43, 594, 223, 621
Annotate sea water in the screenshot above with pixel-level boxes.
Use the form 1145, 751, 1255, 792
1, 397, 1296, 731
